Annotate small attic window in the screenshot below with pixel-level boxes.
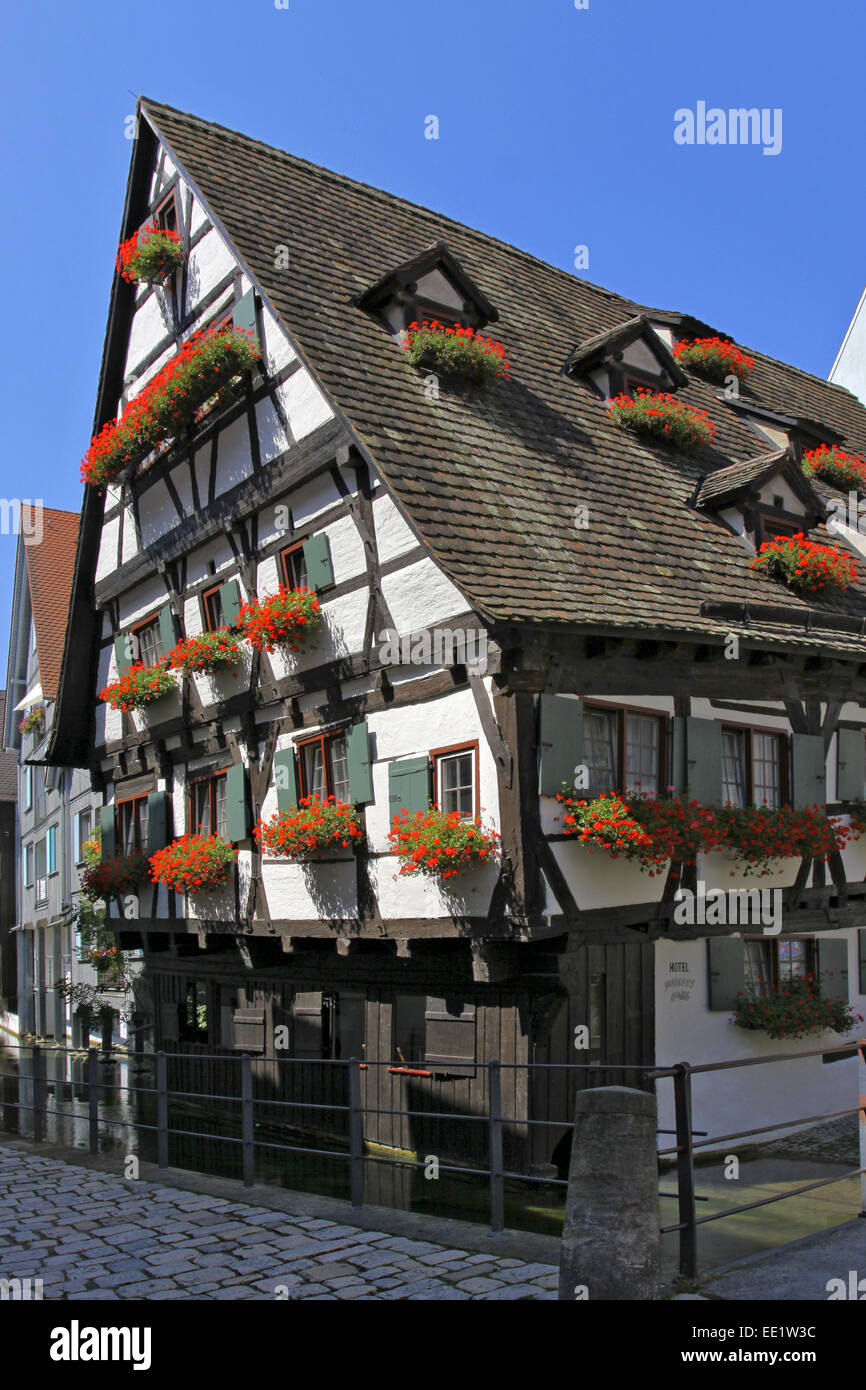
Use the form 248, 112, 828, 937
356, 242, 498, 340
414, 300, 472, 331
154, 191, 178, 236
623, 375, 659, 398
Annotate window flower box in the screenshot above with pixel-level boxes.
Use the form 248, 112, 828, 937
388, 807, 499, 879
17, 704, 45, 737
116, 224, 185, 286
82, 852, 150, 899
149, 834, 237, 894
237, 586, 320, 653
750, 532, 856, 596
81, 325, 259, 488
255, 797, 363, 861
734, 978, 862, 1040
99, 663, 177, 712
168, 629, 244, 676
673, 336, 755, 382
715, 803, 853, 877
802, 444, 866, 493
608, 391, 715, 449
401, 320, 510, 383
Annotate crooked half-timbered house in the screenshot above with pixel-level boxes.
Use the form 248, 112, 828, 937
49, 99, 866, 1174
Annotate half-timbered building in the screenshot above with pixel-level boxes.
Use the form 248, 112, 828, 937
49, 99, 866, 1172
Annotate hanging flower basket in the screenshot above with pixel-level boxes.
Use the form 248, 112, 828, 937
607, 391, 715, 449
168, 629, 245, 676
255, 797, 363, 861
716, 804, 853, 877
750, 532, 856, 596
17, 704, 45, 737
81, 852, 150, 899
88, 946, 121, 971
734, 978, 863, 1040
557, 790, 725, 876
802, 445, 866, 493
100, 663, 177, 713
401, 320, 510, 383
387, 807, 499, 879
149, 834, 237, 893
237, 586, 320, 653
81, 325, 259, 487
556, 791, 653, 861
116, 224, 185, 286
672, 336, 755, 382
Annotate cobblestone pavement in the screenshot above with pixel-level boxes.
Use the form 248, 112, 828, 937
757, 1116, 859, 1167
0, 1145, 558, 1301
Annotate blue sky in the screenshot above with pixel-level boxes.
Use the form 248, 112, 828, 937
1, 0, 864, 661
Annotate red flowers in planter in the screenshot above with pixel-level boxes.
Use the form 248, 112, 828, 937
607, 391, 715, 449
168, 629, 244, 676
255, 797, 363, 860
17, 704, 45, 737
716, 804, 853, 877
81, 325, 259, 487
750, 532, 856, 595
100, 663, 177, 713
401, 320, 510, 382
237, 586, 320, 653
116, 224, 185, 285
149, 834, 237, 893
734, 977, 862, 1040
673, 336, 755, 381
81, 853, 150, 899
802, 444, 866, 493
388, 807, 500, 879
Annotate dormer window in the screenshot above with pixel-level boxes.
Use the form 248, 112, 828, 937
564, 315, 688, 401
694, 449, 823, 551
154, 190, 178, 236
356, 241, 497, 340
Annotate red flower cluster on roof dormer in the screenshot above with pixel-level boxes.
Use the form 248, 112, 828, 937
802, 444, 866, 494
673, 336, 755, 381
608, 391, 715, 449
402, 320, 510, 382
116, 223, 185, 286
750, 532, 856, 595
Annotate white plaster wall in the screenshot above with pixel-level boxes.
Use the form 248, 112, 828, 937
274, 368, 333, 442
415, 269, 464, 310
214, 414, 254, 493
622, 339, 664, 374
124, 292, 174, 379
95, 518, 120, 583
373, 493, 419, 562
829, 287, 866, 405
118, 575, 169, 629
380, 557, 470, 634
290, 474, 342, 529
757, 475, 805, 513
138, 481, 178, 547
185, 227, 236, 313
259, 306, 297, 377
654, 932, 866, 1145
264, 589, 368, 679
255, 397, 290, 466
121, 505, 140, 565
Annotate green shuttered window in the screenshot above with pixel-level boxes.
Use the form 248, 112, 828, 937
538, 694, 583, 796
273, 748, 299, 812
707, 936, 745, 1011
388, 757, 429, 818
836, 728, 865, 803
302, 534, 335, 592
225, 765, 248, 843
232, 288, 258, 342
146, 790, 170, 855
219, 579, 242, 628
346, 721, 373, 804
791, 733, 826, 808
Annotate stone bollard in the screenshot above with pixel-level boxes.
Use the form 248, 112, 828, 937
558, 1085, 659, 1300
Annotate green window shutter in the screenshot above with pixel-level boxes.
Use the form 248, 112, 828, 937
685, 717, 723, 807
273, 748, 299, 812
346, 721, 373, 804
100, 805, 116, 861
859, 929, 866, 995
671, 716, 686, 796
792, 733, 825, 808
538, 694, 583, 796
388, 756, 430, 819
302, 533, 335, 592
424, 998, 476, 1077
225, 764, 248, 843
232, 287, 258, 342
707, 936, 745, 1011
114, 632, 133, 676
219, 579, 242, 627
146, 791, 170, 854
836, 728, 865, 803
157, 606, 176, 661
817, 937, 849, 1002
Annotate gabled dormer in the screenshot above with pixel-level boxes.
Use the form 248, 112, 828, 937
693, 448, 824, 550
724, 399, 844, 459
563, 314, 688, 399
356, 241, 498, 337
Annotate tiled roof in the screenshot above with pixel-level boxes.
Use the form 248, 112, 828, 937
26, 508, 80, 700
0, 693, 18, 800
130, 102, 866, 650
694, 451, 791, 507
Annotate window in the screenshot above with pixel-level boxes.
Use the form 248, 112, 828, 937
298, 731, 350, 802
35, 838, 48, 903
47, 826, 56, 875
759, 517, 803, 546
130, 614, 167, 667
431, 742, 479, 819
623, 376, 659, 398
30, 621, 37, 654
280, 542, 309, 590
24, 844, 34, 886
202, 584, 225, 632
583, 706, 664, 797
154, 191, 178, 236
179, 982, 209, 1043
189, 771, 229, 839
117, 796, 150, 854
744, 938, 814, 997
722, 726, 786, 808
74, 808, 92, 863
413, 301, 472, 330
23, 765, 33, 811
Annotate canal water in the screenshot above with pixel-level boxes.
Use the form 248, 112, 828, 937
0, 1042, 565, 1236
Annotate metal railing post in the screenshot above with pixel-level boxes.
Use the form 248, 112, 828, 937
156, 1051, 169, 1169
673, 1062, 698, 1278
858, 1039, 866, 1218
488, 1060, 505, 1233
31, 1045, 44, 1143
241, 1053, 255, 1187
87, 1048, 99, 1156
348, 1057, 364, 1208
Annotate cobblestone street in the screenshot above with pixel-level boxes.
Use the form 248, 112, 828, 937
0, 1144, 559, 1301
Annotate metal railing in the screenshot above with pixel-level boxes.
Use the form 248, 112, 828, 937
1, 1040, 863, 1273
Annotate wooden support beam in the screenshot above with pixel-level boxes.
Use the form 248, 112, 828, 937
471, 940, 519, 983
